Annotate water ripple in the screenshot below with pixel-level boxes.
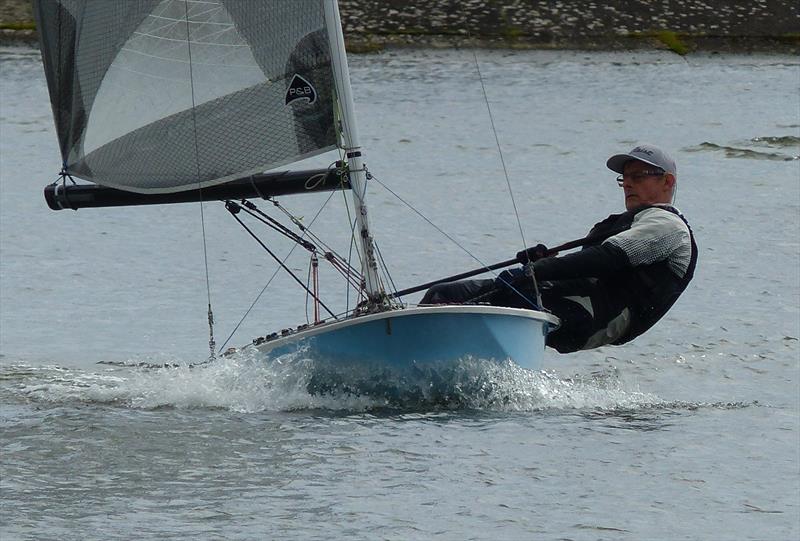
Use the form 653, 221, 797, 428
684, 141, 799, 161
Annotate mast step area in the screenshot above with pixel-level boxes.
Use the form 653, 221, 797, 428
44, 167, 349, 211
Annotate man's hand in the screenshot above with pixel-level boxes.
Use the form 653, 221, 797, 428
516, 243, 549, 264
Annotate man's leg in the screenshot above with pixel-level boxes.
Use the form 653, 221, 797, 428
420, 279, 495, 304
540, 293, 595, 353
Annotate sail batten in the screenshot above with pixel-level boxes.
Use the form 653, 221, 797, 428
35, 0, 336, 194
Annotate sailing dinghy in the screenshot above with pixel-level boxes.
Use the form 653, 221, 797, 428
34, 0, 558, 373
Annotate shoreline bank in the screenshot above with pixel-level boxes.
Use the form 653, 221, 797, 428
2, 1, 799, 54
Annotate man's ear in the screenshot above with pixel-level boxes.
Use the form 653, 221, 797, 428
664, 173, 676, 191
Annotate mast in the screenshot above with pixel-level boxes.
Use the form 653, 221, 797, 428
324, 0, 386, 305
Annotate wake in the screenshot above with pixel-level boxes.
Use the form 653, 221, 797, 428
0, 352, 757, 414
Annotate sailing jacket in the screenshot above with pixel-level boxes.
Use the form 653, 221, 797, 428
531, 204, 698, 352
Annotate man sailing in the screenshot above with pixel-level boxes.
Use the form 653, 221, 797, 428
421, 144, 698, 353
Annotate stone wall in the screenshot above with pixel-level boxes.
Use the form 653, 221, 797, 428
2, 0, 798, 53
339, 0, 800, 52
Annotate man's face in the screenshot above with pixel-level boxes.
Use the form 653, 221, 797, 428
621, 160, 674, 210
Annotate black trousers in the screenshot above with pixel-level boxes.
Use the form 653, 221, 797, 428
420, 278, 595, 353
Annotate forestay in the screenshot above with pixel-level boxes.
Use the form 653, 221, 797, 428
34, 0, 337, 194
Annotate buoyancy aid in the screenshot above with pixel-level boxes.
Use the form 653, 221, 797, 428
574, 204, 698, 345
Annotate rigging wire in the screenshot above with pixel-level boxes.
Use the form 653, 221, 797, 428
373, 241, 399, 297
466, 31, 541, 307
345, 214, 359, 312
218, 187, 343, 352
335, 147, 368, 312
226, 204, 338, 320
368, 174, 537, 308
218, 246, 298, 352
183, 1, 216, 360
235, 200, 316, 251
469, 48, 529, 254
305, 258, 313, 324
234, 198, 364, 290
368, 173, 493, 272
265, 169, 363, 280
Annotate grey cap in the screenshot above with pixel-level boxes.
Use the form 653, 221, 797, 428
606, 143, 677, 178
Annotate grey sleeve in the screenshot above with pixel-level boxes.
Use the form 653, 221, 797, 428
604, 207, 692, 277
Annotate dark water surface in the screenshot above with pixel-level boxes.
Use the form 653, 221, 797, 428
1, 47, 799, 540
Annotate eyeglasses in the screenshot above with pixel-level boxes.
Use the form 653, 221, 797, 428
616, 169, 665, 186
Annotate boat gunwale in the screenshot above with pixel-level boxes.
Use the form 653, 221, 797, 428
246, 305, 560, 355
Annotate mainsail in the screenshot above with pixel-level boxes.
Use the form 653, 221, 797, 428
34, 0, 337, 194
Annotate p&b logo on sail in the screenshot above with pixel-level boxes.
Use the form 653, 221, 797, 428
285, 74, 317, 105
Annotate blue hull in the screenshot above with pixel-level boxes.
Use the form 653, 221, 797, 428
253, 306, 559, 371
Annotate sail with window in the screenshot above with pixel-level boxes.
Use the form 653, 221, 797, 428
36, 0, 337, 193
34, 0, 559, 376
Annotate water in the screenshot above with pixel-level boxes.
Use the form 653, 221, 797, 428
2, 47, 799, 539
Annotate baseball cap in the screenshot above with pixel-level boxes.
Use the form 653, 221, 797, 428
606, 143, 677, 179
